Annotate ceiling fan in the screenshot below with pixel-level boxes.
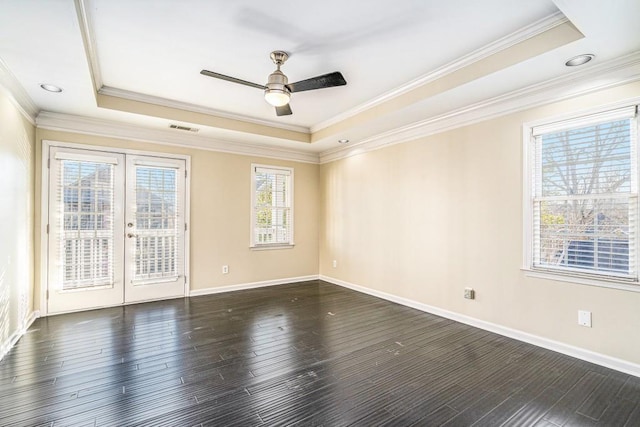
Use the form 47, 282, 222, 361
200, 51, 347, 116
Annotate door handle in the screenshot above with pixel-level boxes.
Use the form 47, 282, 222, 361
127, 233, 137, 238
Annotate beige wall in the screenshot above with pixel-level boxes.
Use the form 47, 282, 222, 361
34, 129, 319, 310
0, 89, 35, 353
320, 82, 640, 365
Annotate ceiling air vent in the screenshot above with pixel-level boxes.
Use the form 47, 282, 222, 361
169, 124, 199, 133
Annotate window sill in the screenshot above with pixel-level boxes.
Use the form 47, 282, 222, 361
522, 268, 640, 293
250, 244, 295, 251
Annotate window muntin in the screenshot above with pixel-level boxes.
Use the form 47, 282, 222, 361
528, 106, 638, 282
251, 165, 293, 247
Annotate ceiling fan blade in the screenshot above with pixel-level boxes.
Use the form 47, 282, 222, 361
287, 71, 346, 93
200, 70, 266, 90
275, 104, 292, 116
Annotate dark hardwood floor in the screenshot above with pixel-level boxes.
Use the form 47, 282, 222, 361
1, 280, 639, 426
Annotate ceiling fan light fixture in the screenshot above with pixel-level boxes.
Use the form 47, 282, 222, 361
264, 89, 290, 107
264, 67, 290, 107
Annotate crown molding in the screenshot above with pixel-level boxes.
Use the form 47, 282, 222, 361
319, 52, 640, 164
33, 51, 640, 167
0, 57, 38, 124
311, 12, 569, 133
98, 86, 310, 134
75, 0, 103, 93
36, 112, 320, 164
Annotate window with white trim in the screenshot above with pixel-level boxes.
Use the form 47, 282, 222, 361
525, 105, 639, 284
250, 164, 294, 247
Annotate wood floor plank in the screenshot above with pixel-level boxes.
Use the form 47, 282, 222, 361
576, 371, 629, 420
625, 403, 640, 427
541, 370, 608, 425
0, 280, 638, 426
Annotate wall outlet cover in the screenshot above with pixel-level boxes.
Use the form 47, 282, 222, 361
578, 310, 592, 327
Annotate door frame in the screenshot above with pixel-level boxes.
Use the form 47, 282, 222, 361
40, 140, 191, 316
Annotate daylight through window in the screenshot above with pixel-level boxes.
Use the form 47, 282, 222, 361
527, 106, 639, 283
251, 165, 293, 247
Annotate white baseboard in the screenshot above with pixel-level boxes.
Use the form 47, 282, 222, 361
0, 310, 39, 361
189, 275, 320, 297
320, 275, 640, 378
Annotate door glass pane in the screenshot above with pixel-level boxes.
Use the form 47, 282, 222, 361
60, 160, 115, 290
133, 166, 178, 282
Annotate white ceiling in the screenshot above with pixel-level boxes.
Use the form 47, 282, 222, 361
0, 0, 639, 158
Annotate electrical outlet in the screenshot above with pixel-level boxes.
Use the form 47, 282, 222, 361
332, 260, 337, 268
222, 265, 229, 274
578, 310, 592, 327
464, 288, 475, 299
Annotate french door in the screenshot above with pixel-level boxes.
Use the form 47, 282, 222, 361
47, 146, 187, 314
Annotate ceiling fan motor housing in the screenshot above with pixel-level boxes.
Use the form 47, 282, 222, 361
266, 69, 289, 92
264, 69, 290, 106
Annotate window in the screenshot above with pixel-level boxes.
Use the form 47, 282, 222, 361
525, 105, 639, 285
251, 164, 294, 248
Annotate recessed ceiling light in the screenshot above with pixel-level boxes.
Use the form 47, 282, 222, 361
40, 83, 63, 92
565, 54, 594, 67
338, 139, 349, 144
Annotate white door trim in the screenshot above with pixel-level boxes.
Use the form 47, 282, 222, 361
40, 140, 191, 316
